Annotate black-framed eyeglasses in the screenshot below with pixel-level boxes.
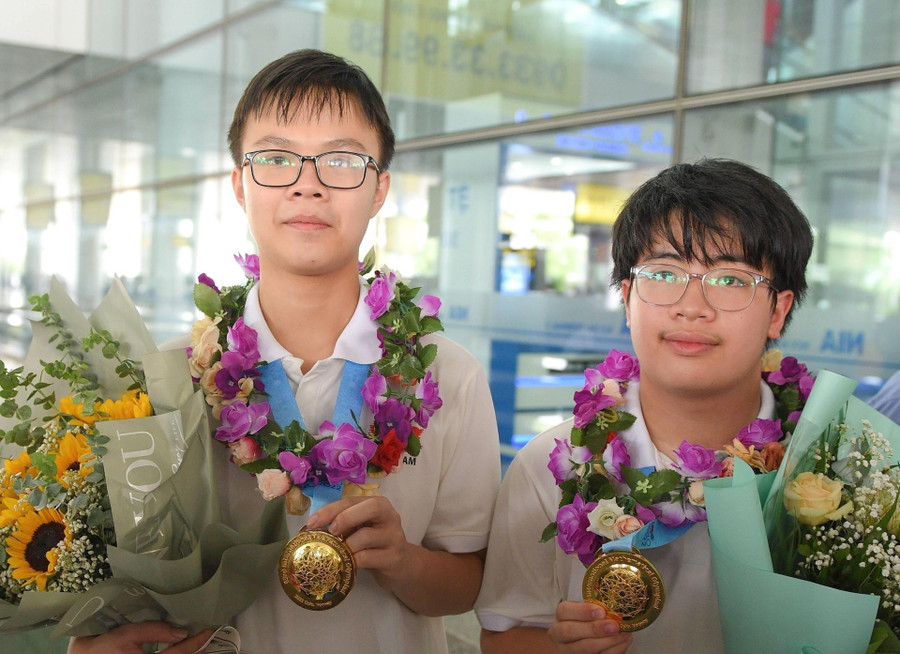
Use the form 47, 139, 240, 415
241, 149, 381, 189
630, 263, 777, 312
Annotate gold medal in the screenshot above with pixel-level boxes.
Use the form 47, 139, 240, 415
279, 528, 356, 610
582, 549, 665, 632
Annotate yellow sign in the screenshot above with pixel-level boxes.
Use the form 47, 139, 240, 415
574, 183, 631, 225
325, 0, 582, 104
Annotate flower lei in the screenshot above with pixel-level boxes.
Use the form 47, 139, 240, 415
187, 252, 444, 504
544, 348, 815, 566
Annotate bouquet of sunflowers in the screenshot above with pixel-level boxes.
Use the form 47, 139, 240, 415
0, 278, 286, 643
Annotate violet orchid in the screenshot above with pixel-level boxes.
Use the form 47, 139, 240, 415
215, 401, 269, 442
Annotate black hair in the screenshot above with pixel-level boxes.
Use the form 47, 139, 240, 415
227, 49, 395, 170
611, 158, 813, 328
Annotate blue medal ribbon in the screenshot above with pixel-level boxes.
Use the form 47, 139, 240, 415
259, 359, 371, 512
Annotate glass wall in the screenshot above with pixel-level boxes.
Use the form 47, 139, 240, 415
1, 0, 900, 454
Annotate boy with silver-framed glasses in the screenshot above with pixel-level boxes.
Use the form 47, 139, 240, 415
476, 158, 814, 654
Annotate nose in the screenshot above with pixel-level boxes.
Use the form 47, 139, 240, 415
289, 158, 324, 195
673, 274, 715, 317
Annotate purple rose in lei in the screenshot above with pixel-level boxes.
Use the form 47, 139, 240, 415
417, 294, 441, 317
278, 451, 312, 485
601, 436, 631, 484
766, 356, 809, 385
737, 418, 782, 449
596, 349, 640, 382
234, 253, 260, 281
672, 440, 723, 479
414, 371, 442, 428
227, 318, 260, 368
653, 497, 697, 528
365, 272, 396, 320
548, 438, 592, 484
197, 273, 219, 293
799, 373, 815, 402
310, 423, 377, 485
374, 398, 414, 444
215, 401, 269, 442
556, 494, 600, 566
362, 372, 387, 413
572, 387, 617, 429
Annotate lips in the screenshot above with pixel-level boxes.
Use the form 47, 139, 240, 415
662, 331, 719, 354
282, 214, 328, 228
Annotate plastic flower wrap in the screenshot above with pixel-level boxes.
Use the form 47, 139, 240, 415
705, 370, 900, 654
0, 278, 286, 641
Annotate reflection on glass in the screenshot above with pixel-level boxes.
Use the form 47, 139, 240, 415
688, 0, 900, 93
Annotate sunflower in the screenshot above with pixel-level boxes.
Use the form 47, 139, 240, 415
1, 451, 38, 499
96, 389, 152, 421
5, 506, 71, 591
54, 432, 96, 487
58, 395, 100, 426
0, 496, 27, 528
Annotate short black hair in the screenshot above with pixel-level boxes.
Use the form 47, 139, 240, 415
227, 49, 395, 170
611, 158, 813, 329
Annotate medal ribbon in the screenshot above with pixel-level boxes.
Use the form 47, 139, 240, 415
259, 359, 370, 512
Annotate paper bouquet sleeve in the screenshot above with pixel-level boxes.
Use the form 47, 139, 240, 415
0, 278, 288, 640
704, 370, 900, 654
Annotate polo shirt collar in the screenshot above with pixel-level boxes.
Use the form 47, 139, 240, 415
242, 278, 382, 366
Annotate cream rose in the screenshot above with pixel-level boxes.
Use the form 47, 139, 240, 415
601, 378, 626, 407
189, 317, 223, 378
613, 514, 643, 539
784, 471, 853, 526
586, 498, 625, 541
228, 436, 263, 466
687, 480, 706, 507
257, 468, 291, 500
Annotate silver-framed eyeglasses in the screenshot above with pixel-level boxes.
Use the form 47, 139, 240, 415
630, 263, 777, 312
242, 149, 381, 189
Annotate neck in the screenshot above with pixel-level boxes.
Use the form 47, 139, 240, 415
256, 264, 361, 372
639, 374, 763, 457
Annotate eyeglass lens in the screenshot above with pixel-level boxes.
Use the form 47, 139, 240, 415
633, 264, 762, 311
248, 151, 370, 188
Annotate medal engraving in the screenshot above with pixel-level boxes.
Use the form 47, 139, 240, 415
279, 529, 356, 610
582, 549, 665, 632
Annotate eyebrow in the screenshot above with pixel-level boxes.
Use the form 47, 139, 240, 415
645, 249, 744, 265
250, 135, 370, 153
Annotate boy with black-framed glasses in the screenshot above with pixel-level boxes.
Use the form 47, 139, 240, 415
70, 48, 500, 654
475, 158, 814, 654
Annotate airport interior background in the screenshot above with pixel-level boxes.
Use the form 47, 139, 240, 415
1, 1, 900, 651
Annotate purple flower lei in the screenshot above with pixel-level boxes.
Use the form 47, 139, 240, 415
189, 253, 445, 497
545, 348, 814, 566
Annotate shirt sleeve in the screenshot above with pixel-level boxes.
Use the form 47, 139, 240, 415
475, 425, 570, 632
421, 336, 502, 554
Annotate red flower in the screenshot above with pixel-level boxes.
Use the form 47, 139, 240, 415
371, 429, 406, 472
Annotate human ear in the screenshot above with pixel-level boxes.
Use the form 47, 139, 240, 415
231, 166, 246, 211
369, 171, 391, 219
767, 289, 795, 340
621, 280, 632, 328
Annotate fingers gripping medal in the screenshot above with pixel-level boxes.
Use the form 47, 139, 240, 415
279, 528, 356, 610
582, 548, 665, 632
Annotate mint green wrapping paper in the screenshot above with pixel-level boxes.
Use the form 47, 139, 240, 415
0, 278, 289, 640
705, 370, 900, 654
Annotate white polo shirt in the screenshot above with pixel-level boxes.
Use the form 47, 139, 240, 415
475, 380, 775, 653
214, 282, 501, 653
